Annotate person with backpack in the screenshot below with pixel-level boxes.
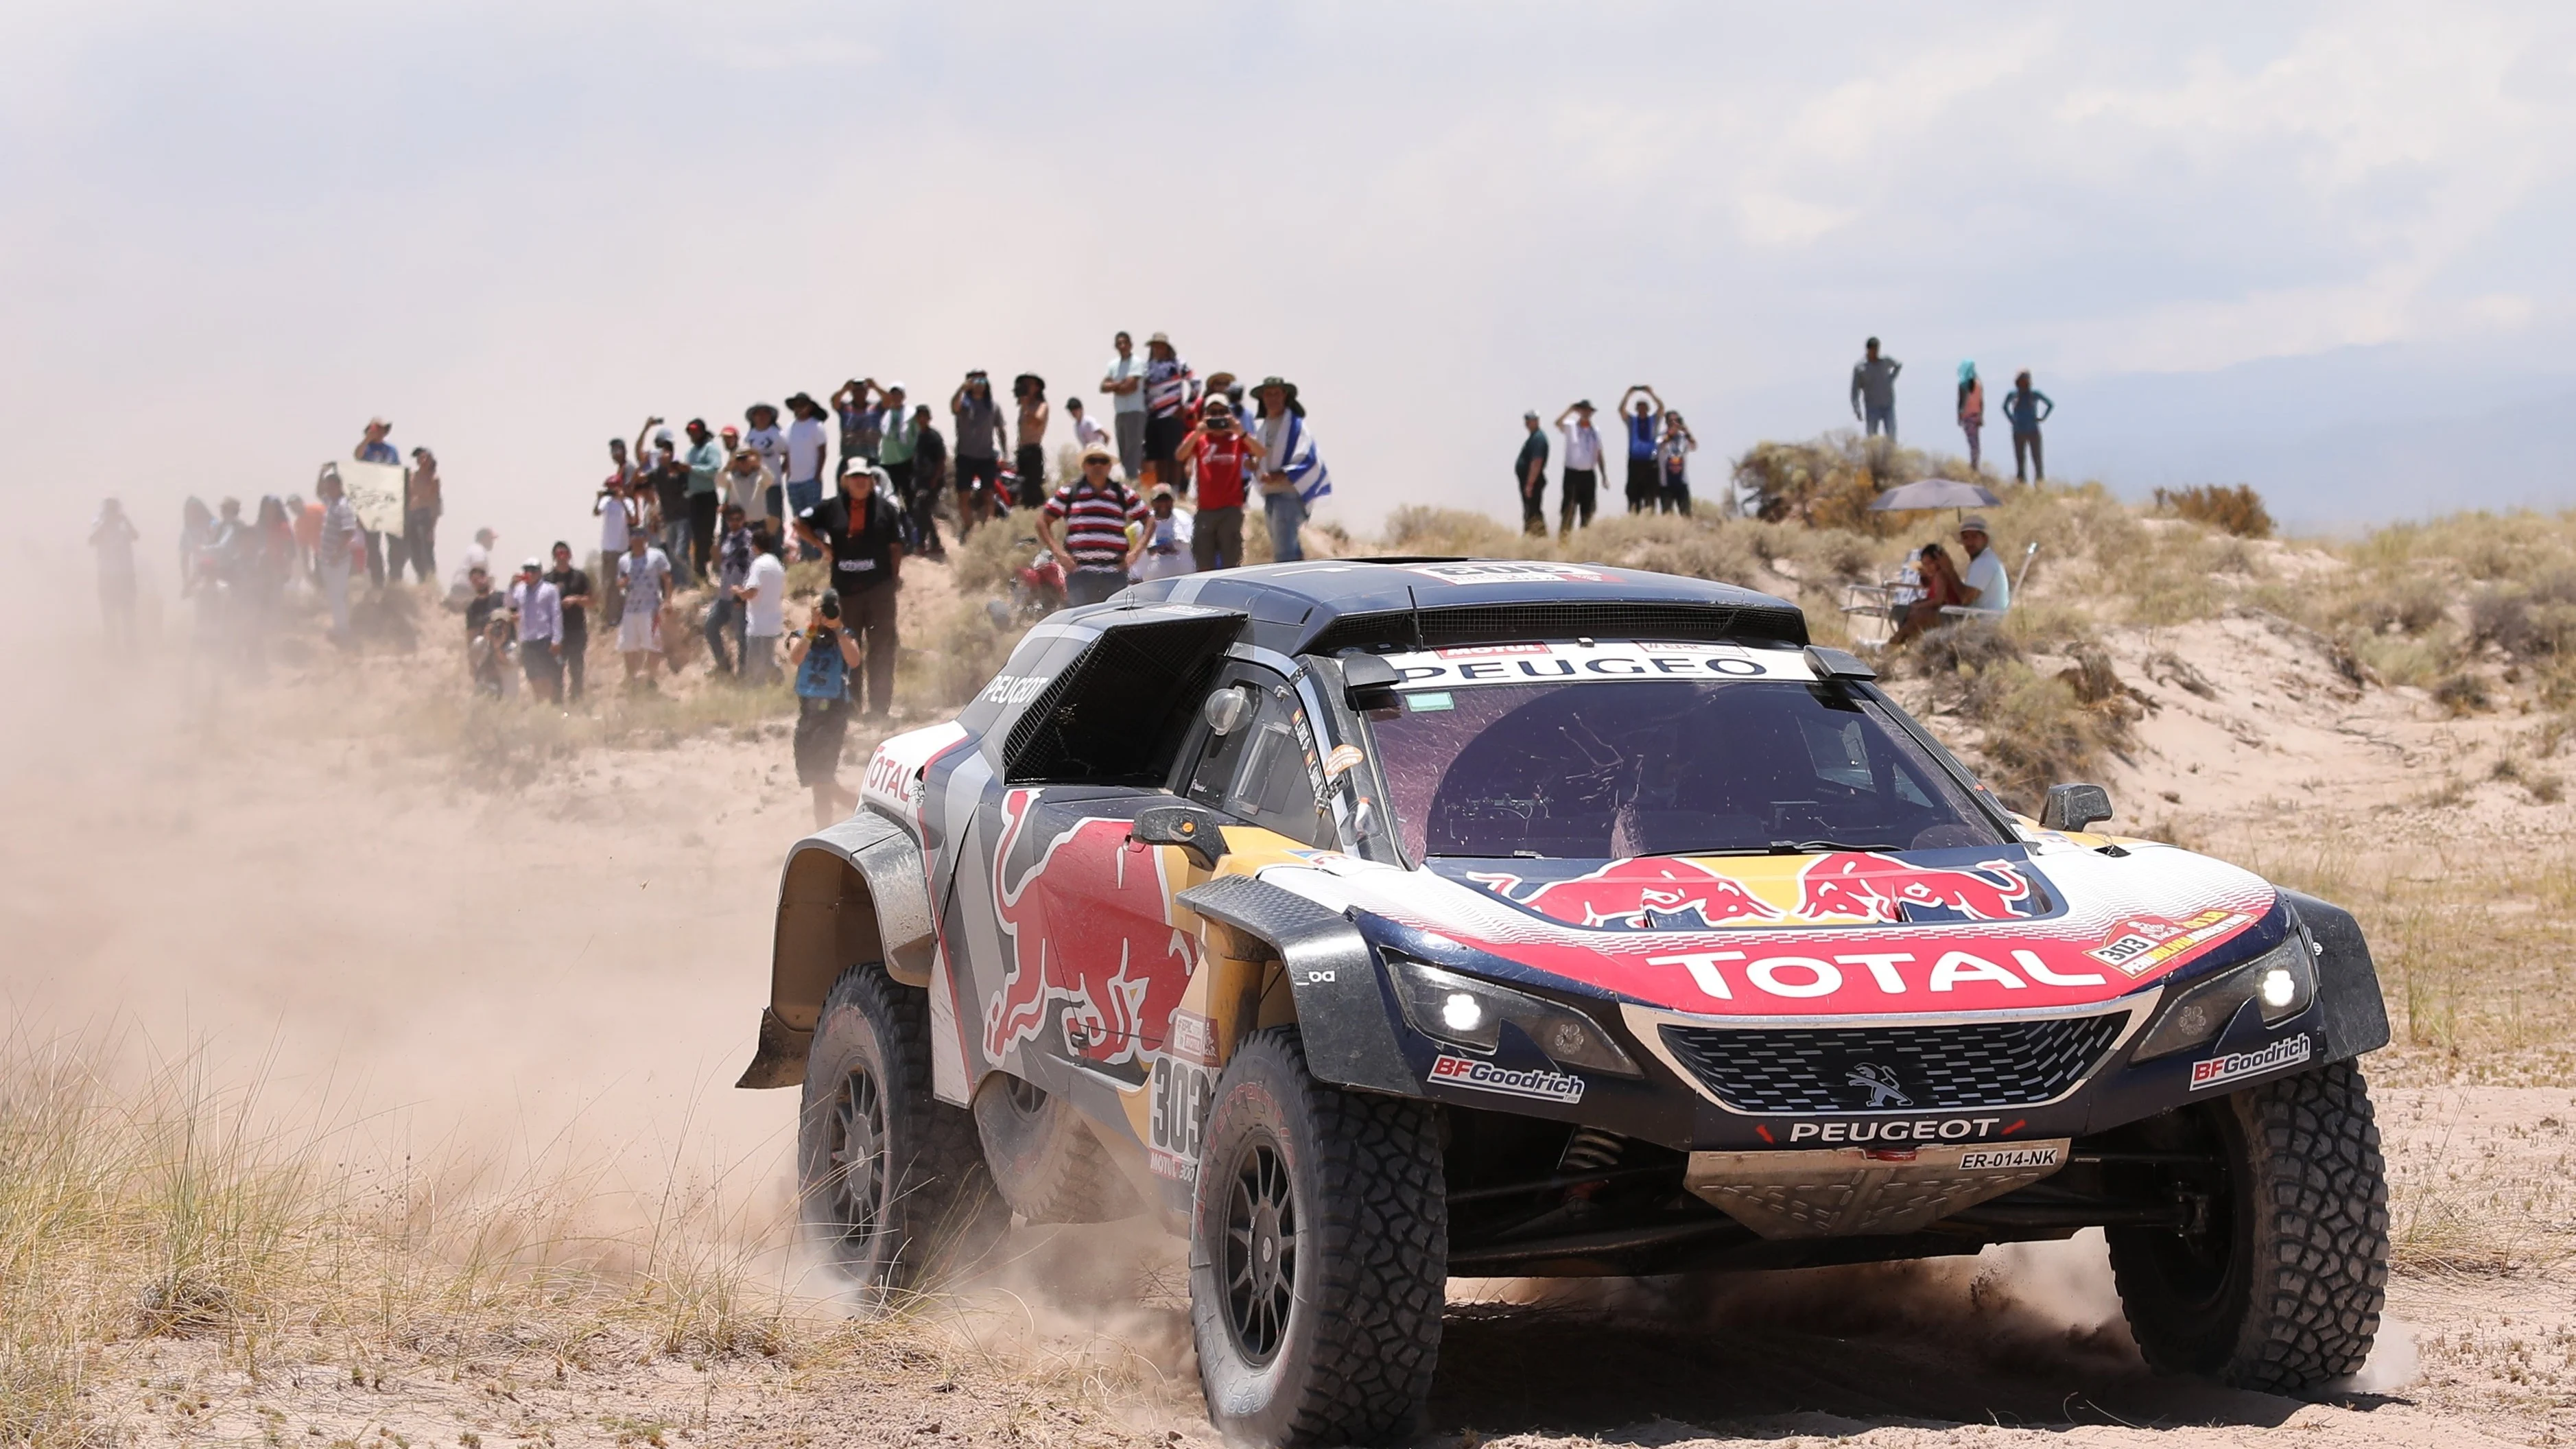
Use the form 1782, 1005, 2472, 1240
793, 464, 903, 718
785, 592, 866, 827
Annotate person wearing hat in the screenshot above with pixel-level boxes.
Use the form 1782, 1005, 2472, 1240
743, 403, 788, 521
352, 418, 397, 587
1177, 397, 1253, 571
1140, 333, 1194, 492
508, 556, 565, 703
1012, 374, 1051, 510
1100, 331, 1150, 481
1515, 410, 1550, 537
403, 445, 442, 584
1041, 445, 1148, 606
1132, 484, 1196, 583
1251, 376, 1316, 562
1957, 515, 2011, 613
1553, 399, 1605, 539
782, 395, 831, 556
792, 462, 904, 719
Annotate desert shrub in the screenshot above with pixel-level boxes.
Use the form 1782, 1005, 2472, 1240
1568, 514, 1766, 589
2432, 671, 2492, 716
2341, 576, 2450, 636
947, 515, 1041, 595
2153, 484, 2273, 539
922, 599, 1030, 707
1380, 505, 1524, 558
1729, 433, 1915, 534
2468, 568, 2576, 663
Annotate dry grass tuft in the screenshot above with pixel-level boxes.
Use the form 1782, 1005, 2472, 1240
2152, 484, 2274, 539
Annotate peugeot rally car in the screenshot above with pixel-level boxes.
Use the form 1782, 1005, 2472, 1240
735, 559, 2390, 1448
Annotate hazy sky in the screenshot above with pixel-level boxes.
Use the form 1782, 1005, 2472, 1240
7, 1, 2573, 564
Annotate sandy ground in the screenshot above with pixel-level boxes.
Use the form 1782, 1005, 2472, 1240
9, 552, 2574, 1448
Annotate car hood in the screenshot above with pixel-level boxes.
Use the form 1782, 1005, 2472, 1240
1257, 840, 2279, 1017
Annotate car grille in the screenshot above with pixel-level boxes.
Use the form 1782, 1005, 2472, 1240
1660, 1013, 2127, 1114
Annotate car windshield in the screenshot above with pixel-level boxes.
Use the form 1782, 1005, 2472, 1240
1365, 654, 2005, 862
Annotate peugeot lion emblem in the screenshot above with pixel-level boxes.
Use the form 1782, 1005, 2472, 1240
1847, 1061, 1912, 1109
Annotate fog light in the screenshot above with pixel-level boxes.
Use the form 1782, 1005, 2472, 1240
1441, 992, 1485, 1033
2259, 967, 2296, 1010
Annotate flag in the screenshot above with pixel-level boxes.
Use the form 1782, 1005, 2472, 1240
1280, 413, 1332, 505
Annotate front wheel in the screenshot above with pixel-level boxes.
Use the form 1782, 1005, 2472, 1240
1189, 1028, 1447, 1449
2108, 1059, 2389, 1393
797, 964, 1006, 1308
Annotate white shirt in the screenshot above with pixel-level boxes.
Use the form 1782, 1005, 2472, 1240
744, 423, 788, 480
597, 491, 632, 553
743, 552, 788, 636
725, 461, 775, 521
1961, 545, 2011, 611
619, 547, 673, 616
1131, 508, 1196, 581
1559, 420, 1603, 471
1105, 353, 1146, 415
785, 417, 827, 482
1073, 412, 1110, 448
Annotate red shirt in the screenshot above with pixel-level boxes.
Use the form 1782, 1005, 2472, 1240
1188, 431, 1255, 510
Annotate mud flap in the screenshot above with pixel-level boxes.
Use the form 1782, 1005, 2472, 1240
733, 1007, 814, 1089
1177, 874, 1421, 1097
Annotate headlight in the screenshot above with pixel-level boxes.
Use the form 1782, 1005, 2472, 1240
2132, 931, 2319, 1061
1384, 956, 1640, 1075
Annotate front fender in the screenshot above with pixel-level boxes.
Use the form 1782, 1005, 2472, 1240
1177, 873, 1420, 1097
735, 810, 935, 1089
2281, 888, 2391, 1062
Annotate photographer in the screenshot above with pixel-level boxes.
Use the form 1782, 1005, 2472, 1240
791, 464, 902, 719
1176, 396, 1253, 570
784, 592, 865, 828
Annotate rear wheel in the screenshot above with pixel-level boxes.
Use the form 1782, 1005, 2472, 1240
1188, 1028, 1446, 1448
797, 964, 1006, 1308
972, 1071, 1143, 1224
2108, 1059, 2388, 1393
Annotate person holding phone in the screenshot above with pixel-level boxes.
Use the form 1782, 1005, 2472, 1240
1176, 397, 1253, 570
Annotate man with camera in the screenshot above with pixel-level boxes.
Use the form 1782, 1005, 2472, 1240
1176, 396, 1254, 571
784, 591, 866, 828
791, 463, 903, 720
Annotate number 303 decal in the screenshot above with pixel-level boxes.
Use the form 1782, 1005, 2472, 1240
1148, 1057, 1217, 1182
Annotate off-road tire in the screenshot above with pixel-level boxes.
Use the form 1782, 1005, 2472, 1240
798, 964, 1006, 1308
972, 1072, 1143, 1224
1188, 1028, 1445, 1448
2109, 1059, 2389, 1393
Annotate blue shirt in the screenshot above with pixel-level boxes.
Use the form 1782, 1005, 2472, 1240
2002, 388, 2053, 431
1627, 410, 1659, 460
357, 440, 399, 464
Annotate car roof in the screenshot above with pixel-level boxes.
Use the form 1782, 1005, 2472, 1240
1116, 558, 1809, 655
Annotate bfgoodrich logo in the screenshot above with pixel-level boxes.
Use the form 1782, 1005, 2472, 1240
2188, 1035, 2311, 1092
1428, 1055, 1586, 1104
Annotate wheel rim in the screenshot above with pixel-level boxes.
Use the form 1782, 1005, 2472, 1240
1221, 1136, 1297, 1366
1001, 1074, 1048, 1118
823, 1065, 890, 1256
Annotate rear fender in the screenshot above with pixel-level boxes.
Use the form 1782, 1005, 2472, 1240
735, 811, 935, 1089
2280, 889, 2390, 1062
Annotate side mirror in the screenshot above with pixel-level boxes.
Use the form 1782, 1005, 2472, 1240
2039, 783, 2113, 832
1340, 652, 1402, 711
1131, 803, 1229, 871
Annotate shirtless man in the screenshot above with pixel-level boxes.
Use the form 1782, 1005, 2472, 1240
1013, 374, 1050, 509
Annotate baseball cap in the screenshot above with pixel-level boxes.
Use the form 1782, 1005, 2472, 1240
520, 556, 542, 572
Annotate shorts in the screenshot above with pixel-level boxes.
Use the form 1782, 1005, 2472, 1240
617, 609, 661, 655
794, 695, 851, 787
1144, 412, 1187, 467
1626, 456, 1659, 505
956, 454, 1000, 497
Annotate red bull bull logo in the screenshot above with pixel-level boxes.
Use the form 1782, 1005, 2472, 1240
1468, 858, 1785, 930
1795, 851, 2035, 924
982, 790, 1197, 1069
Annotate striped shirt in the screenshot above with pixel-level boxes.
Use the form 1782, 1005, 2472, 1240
1145, 355, 1193, 417
1043, 480, 1146, 567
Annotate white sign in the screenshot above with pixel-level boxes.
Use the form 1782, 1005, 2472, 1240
340, 460, 407, 538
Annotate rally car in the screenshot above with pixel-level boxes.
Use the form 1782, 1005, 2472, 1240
736, 559, 2390, 1448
